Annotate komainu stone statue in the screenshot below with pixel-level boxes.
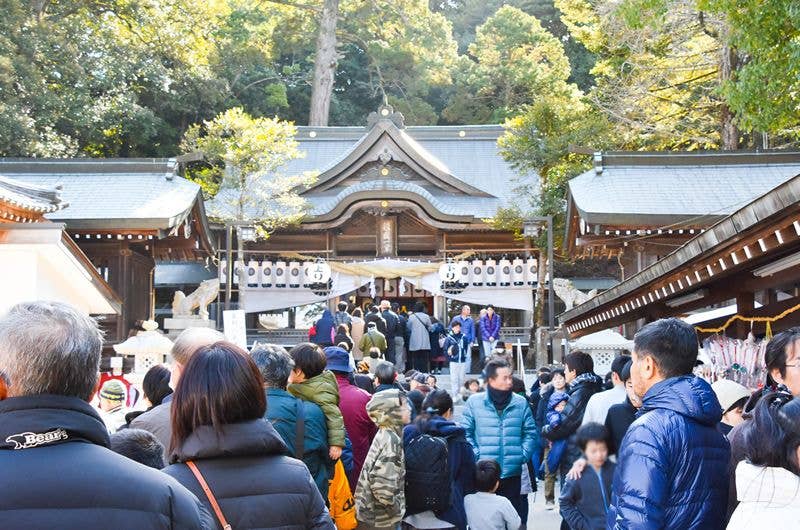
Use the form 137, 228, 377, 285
172, 279, 220, 320
552, 278, 597, 311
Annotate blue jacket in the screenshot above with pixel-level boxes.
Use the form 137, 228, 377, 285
404, 416, 476, 530
265, 388, 332, 498
607, 376, 730, 530
312, 309, 336, 345
479, 313, 501, 341
450, 315, 475, 343
461, 391, 538, 478
443, 330, 471, 363
560, 461, 615, 530
545, 391, 569, 471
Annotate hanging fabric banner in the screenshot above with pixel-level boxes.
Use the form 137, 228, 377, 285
237, 258, 535, 313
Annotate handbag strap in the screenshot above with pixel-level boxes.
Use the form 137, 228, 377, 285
186, 460, 232, 530
295, 398, 305, 460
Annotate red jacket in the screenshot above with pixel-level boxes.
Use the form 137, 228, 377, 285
335, 374, 378, 488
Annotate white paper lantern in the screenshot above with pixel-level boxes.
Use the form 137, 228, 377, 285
246, 260, 260, 287
274, 261, 287, 287
485, 259, 497, 287
301, 261, 314, 287
458, 261, 470, 284
232, 261, 244, 285
307, 262, 331, 284
498, 258, 512, 287
218, 259, 228, 284
470, 260, 484, 286
288, 262, 302, 288
512, 258, 526, 286
526, 257, 538, 285
260, 260, 273, 288
438, 262, 458, 283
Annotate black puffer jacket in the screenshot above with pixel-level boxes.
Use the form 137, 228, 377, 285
0, 394, 212, 529
164, 419, 334, 530
542, 373, 603, 470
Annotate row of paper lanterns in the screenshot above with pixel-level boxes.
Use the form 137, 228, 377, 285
438, 258, 539, 286
220, 260, 332, 288
221, 258, 539, 289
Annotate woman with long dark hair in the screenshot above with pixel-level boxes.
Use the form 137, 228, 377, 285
727, 327, 800, 520
163, 341, 333, 529
402, 389, 476, 529
727, 393, 800, 528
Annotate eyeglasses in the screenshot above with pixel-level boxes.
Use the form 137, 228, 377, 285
785, 364, 800, 369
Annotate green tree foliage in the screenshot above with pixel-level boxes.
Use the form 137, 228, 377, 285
181, 108, 316, 237
700, 0, 800, 138
1, 0, 795, 156
556, 0, 726, 149
443, 6, 576, 123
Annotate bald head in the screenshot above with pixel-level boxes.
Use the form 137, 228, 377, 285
169, 327, 225, 389
172, 327, 225, 365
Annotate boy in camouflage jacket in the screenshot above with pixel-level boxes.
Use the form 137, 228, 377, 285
355, 388, 410, 529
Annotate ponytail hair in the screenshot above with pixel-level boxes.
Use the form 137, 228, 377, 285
740, 392, 800, 475
414, 389, 453, 433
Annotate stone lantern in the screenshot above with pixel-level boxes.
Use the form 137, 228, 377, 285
113, 320, 174, 375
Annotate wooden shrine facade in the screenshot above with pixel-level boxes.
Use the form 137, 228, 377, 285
0, 158, 214, 344
565, 151, 800, 282
561, 172, 800, 340
217, 105, 535, 262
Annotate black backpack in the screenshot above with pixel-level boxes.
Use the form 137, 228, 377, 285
404, 433, 452, 515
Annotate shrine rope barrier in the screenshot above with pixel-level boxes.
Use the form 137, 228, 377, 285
694, 302, 800, 337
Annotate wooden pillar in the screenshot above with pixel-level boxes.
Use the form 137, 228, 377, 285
736, 291, 755, 338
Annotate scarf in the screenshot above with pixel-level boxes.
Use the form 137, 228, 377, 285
487, 385, 513, 412
571, 371, 599, 387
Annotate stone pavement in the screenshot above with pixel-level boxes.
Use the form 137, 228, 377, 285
527, 486, 563, 529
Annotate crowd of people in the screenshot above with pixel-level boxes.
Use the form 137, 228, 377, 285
311, 302, 507, 398
3, 300, 800, 530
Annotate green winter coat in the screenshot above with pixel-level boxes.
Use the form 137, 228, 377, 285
359, 329, 388, 354
288, 370, 346, 448
354, 388, 406, 528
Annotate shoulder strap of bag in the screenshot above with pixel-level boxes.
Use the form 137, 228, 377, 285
186, 460, 232, 530
295, 398, 305, 460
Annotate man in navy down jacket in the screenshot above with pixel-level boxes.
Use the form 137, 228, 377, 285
608, 317, 730, 530
0, 301, 212, 529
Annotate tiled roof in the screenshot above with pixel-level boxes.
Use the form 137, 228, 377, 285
0, 174, 67, 214
209, 123, 534, 221
306, 180, 503, 218
0, 158, 202, 230
568, 151, 800, 226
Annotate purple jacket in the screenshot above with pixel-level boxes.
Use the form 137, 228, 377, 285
479, 313, 501, 341
335, 374, 378, 488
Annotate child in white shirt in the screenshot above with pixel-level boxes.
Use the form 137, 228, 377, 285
464, 459, 521, 530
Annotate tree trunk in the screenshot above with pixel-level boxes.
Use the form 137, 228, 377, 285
308, 0, 339, 126
719, 42, 740, 150
533, 250, 548, 367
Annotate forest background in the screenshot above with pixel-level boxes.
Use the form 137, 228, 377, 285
1, 0, 798, 231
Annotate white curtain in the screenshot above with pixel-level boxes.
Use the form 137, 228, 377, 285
238, 258, 535, 313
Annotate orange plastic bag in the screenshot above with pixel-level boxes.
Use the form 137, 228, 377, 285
328, 459, 357, 530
